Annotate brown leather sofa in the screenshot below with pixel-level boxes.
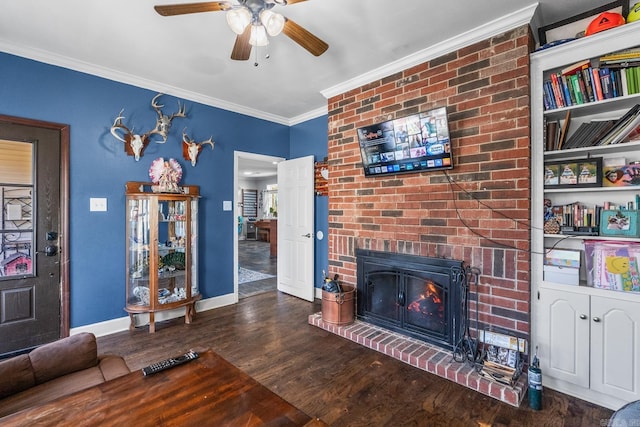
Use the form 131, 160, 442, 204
0, 332, 130, 418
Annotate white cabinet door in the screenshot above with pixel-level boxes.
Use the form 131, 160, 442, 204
591, 296, 640, 401
539, 288, 590, 388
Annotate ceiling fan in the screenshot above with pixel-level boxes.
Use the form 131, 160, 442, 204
154, 0, 329, 61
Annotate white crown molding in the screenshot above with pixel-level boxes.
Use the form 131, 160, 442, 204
320, 3, 539, 99
289, 105, 328, 126
0, 40, 292, 126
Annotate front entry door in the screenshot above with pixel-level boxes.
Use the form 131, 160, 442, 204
0, 115, 69, 356
277, 156, 314, 302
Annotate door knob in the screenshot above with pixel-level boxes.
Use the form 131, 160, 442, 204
45, 244, 58, 256
593, 317, 601, 323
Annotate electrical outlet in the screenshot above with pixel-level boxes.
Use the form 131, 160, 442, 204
90, 198, 107, 212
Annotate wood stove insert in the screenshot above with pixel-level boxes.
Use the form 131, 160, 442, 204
356, 249, 467, 351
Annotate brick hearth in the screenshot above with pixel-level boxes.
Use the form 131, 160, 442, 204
308, 313, 527, 407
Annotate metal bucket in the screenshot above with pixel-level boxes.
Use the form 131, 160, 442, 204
321, 285, 355, 325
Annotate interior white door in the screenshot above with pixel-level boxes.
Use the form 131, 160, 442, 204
277, 156, 314, 302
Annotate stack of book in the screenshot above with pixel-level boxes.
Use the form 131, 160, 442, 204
543, 47, 640, 111
547, 104, 640, 150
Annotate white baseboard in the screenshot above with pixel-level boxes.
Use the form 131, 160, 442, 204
70, 293, 237, 337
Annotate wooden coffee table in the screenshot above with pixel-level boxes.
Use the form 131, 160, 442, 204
1, 350, 323, 426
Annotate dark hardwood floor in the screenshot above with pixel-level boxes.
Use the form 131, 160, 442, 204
239, 239, 277, 299
98, 291, 613, 426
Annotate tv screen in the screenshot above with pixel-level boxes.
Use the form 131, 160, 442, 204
356, 106, 453, 177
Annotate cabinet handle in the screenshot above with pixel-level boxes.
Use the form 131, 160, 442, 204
593, 317, 601, 323
579, 314, 587, 320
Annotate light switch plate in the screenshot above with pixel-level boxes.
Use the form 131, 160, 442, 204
90, 197, 107, 212
223, 200, 232, 211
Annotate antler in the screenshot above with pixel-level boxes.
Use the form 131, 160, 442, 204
149, 93, 187, 143
110, 110, 149, 161
182, 129, 215, 166
110, 110, 129, 143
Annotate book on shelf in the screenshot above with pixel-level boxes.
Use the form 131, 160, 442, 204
597, 104, 640, 145
600, 68, 614, 99
545, 120, 558, 151
600, 48, 640, 63
569, 75, 584, 104
557, 110, 571, 150
561, 59, 590, 76
592, 67, 604, 101
562, 120, 615, 149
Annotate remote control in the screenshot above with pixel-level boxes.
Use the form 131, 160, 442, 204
141, 350, 199, 376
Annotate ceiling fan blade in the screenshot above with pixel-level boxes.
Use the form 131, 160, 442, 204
154, 2, 231, 16
282, 18, 328, 57
231, 25, 252, 61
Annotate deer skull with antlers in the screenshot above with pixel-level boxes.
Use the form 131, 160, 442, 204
110, 110, 152, 161
110, 94, 187, 161
150, 93, 186, 143
182, 130, 215, 166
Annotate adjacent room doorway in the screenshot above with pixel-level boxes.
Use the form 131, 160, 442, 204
0, 115, 69, 357
234, 152, 283, 300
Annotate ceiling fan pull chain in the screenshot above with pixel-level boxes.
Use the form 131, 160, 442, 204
254, 46, 259, 67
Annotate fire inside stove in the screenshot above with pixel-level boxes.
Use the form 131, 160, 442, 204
406, 280, 446, 335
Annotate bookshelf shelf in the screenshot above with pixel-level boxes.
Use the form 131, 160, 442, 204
544, 139, 640, 159
544, 233, 640, 242
543, 92, 640, 121
544, 185, 640, 194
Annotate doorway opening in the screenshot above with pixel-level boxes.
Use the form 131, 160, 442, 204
234, 151, 284, 300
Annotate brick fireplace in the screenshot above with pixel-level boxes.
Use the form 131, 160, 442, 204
322, 24, 533, 404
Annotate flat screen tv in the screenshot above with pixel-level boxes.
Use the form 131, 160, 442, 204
356, 106, 453, 177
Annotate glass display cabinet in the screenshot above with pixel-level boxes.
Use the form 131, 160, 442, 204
124, 181, 200, 333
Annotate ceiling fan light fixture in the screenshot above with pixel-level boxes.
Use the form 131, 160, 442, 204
260, 10, 285, 36
249, 24, 269, 46
226, 7, 251, 34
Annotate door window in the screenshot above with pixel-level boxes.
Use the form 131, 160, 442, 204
0, 139, 34, 279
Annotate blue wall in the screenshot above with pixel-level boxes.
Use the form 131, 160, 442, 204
0, 52, 328, 328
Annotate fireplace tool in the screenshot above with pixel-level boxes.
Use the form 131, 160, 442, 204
452, 266, 483, 367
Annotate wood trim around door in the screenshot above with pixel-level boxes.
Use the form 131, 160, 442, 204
0, 114, 70, 337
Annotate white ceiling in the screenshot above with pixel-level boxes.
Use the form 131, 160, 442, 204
0, 0, 620, 127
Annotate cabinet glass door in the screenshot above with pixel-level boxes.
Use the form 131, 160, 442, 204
127, 198, 151, 307
190, 198, 198, 296
157, 199, 189, 304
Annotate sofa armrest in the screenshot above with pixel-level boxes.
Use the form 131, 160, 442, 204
29, 333, 98, 384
